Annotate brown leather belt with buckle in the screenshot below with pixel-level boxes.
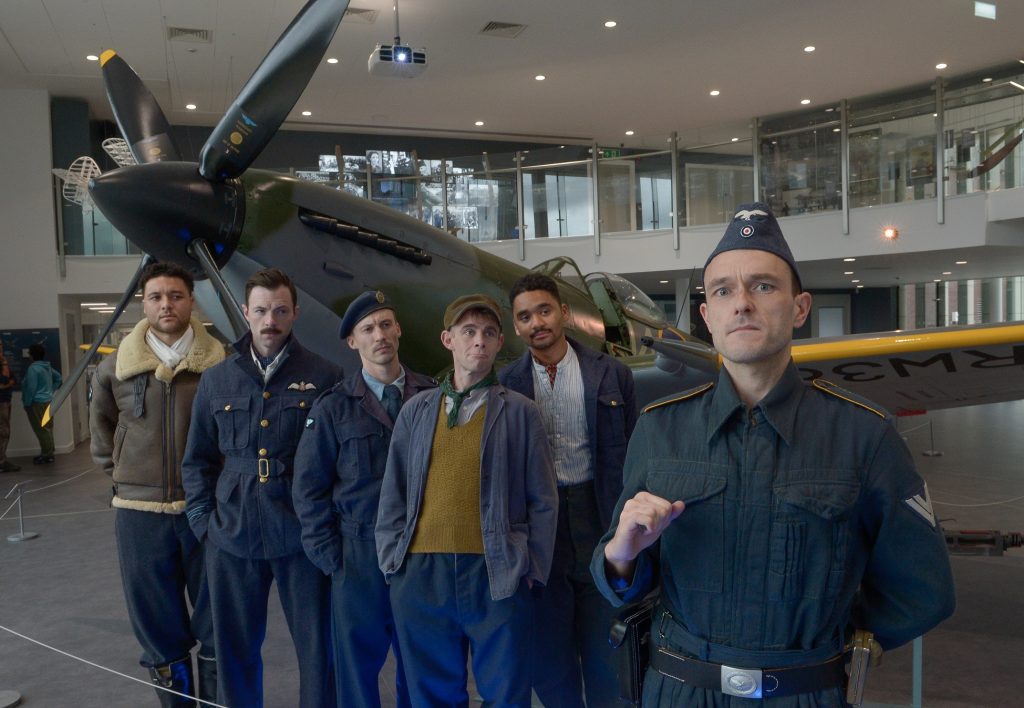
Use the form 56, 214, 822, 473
650, 645, 847, 699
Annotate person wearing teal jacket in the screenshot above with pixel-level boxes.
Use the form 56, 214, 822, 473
22, 343, 61, 464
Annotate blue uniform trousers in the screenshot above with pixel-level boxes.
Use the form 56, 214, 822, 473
331, 536, 410, 708
390, 553, 533, 708
205, 543, 332, 708
115, 508, 213, 667
532, 481, 619, 707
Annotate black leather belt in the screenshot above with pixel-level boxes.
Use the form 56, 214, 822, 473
650, 645, 847, 699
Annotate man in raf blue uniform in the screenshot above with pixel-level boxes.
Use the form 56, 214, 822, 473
500, 272, 636, 707
593, 203, 956, 706
293, 290, 435, 708
182, 267, 343, 707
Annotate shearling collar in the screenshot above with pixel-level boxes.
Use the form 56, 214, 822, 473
116, 317, 225, 383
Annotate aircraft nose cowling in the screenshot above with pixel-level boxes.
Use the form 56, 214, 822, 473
89, 161, 244, 277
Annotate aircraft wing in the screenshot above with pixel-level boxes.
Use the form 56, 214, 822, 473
791, 321, 1024, 414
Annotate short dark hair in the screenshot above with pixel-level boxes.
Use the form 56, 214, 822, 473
245, 268, 297, 307
139, 262, 195, 294
29, 344, 45, 361
508, 272, 561, 308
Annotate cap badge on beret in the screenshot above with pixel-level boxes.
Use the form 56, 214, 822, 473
375, 290, 385, 304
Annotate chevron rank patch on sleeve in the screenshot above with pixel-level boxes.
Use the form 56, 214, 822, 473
904, 483, 936, 527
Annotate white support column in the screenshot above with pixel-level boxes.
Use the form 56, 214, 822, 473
900, 283, 916, 329
924, 282, 939, 327
942, 281, 957, 326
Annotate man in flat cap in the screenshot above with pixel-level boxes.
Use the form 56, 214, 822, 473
293, 291, 435, 708
376, 293, 558, 707
592, 203, 955, 706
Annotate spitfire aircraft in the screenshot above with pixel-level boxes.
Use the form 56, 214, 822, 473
46, 0, 1024, 423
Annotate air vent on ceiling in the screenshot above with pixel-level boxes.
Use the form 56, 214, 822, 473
345, 7, 379, 24
480, 21, 526, 38
167, 26, 212, 43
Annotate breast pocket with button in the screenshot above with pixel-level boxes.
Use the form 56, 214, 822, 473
647, 462, 728, 593
597, 393, 627, 443
211, 396, 251, 451
280, 394, 315, 440
769, 477, 860, 601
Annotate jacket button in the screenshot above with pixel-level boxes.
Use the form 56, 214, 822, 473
610, 400, 618, 406
224, 404, 232, 411
259, 448, 268, 456
260, 419, 269, 428
299, 401, 307, 408
263, 391, 271, 400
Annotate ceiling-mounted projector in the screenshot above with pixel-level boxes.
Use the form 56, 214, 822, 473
368, 43, 427, 78
367, 0, 426, 78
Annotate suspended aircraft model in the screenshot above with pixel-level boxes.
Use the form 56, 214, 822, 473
45, 0, 1024, 426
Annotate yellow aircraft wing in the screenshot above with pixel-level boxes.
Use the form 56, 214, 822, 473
79, 343, 116, 355
791, 321, 1024, 414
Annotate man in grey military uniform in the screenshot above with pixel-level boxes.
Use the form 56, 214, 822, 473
592, 203, 956, 706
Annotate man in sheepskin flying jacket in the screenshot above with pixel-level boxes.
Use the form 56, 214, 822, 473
90, 262, 225, 707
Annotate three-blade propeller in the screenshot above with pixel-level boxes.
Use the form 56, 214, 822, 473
45, 0, 350, 425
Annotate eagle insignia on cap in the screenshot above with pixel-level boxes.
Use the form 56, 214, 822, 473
375, 290, 386, 304
735, 209, 768, 220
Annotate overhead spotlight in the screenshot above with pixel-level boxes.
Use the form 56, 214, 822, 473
535, 75, 546, 81
625, 130, 634, 136
185, 103, 197, 110
851, 279, 860, 283
843, 257, 856, 262
955, 260, 967, 265
882, 226, 899, 240
800, 98, 811, 105
935, 63, 947, 70
475, 121, 485, 126
86, 54, 99, 61
709, 90, 720, 96
942, 271, 952, 275
327, 57, 339, 64
659, 280, 669, 284
982, 77, 993, 83
604, 20, 617, 28
844, 271, 854, 275
301, 110, 312, 116
731, 137, 739, 142
804, 46, 815, 53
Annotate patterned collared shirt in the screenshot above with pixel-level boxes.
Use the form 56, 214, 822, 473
531, 343, 592, 485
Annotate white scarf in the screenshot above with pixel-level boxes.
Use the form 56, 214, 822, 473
146, 326, 195, 370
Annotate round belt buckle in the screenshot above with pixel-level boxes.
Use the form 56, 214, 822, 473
721, 665, 762, 699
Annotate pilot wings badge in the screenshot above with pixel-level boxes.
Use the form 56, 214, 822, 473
288, 381, 318, 392
734, 209, 768, 220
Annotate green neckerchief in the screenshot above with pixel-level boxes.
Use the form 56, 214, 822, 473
440, 369, 497, 428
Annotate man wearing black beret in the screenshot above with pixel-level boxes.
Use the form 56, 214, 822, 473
593, 203, 955, 705
293, 290, 435, 708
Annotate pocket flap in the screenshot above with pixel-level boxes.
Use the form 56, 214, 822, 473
647, 465, 726, 505
776, 480, 860, 520
211, 396, 249, 415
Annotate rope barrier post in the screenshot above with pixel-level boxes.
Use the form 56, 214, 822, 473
921, 420, 943, 457
5, 482, 39, 542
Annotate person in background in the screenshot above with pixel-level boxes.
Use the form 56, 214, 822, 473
0, 341, 19, 473
22, 343, 61, 464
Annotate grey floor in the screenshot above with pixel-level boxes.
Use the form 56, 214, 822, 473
2, 399, 1023, 706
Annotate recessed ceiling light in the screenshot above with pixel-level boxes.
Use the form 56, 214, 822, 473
982, 77, 993, 83
974, 2, 997, 20
804, 46, 815, 53
625, 130, 634, 136
1010, 81, 1024, 92
800, 99, 811, 105
844, 271, 854, 275
882, 226, 899, 240
301, 110, 312, 116
934, 279, 942, 282
709, 90, 720, 96
659, 280, 669, 284
843, 257, 856, 262
856, 285, 864, 289
185, 104, 197, 110
935, 63, 947, 70
86, 54, 99, 61
833, 128, 840, 132
825, 107, 834, 112
851, 279, 860, 283
326, 57, 338, 64
80, 302, 108, 307
942, 271, 952, 275
475, 121, 485, 126
604, 20, 617, 28
955, 260, 967, 265
731, 137, 739, 142
535, 75, 545, 81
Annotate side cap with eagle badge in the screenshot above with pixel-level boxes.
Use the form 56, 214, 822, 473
702, 201, 802, 291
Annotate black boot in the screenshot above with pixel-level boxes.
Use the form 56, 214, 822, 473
196, 653, 217, 704
148, 656, 195, 707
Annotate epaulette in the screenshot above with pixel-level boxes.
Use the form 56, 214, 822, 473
811, 378, 886, 418
642, 382, 714, 414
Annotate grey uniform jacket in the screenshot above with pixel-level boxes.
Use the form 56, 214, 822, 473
375, 384, 558, 600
